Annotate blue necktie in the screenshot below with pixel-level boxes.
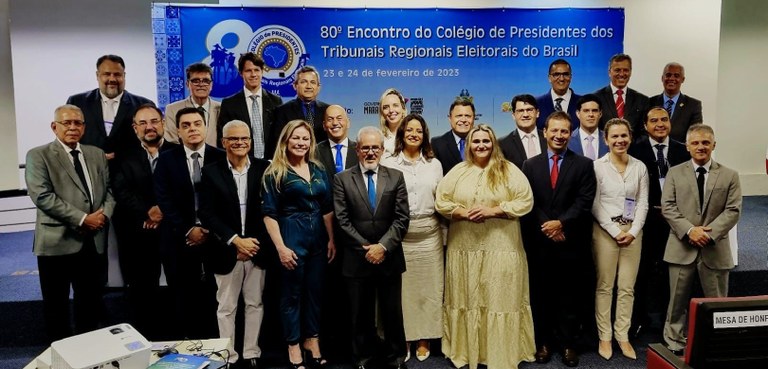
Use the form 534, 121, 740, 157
334, 144, 343, 173
665, 99, 674, 118
459, 138, 466, 160
366, 170, 376, 212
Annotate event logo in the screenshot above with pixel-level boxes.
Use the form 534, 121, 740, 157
363, 102, 379, 115
409, 97, 424, 115
248, 25, 309, 97
203, 20, 309, 98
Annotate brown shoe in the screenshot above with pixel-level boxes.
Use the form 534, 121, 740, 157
617, 340, 637, 360
562, 348, 579, 367
598, 340, 612, 360
534, 345, 552, 364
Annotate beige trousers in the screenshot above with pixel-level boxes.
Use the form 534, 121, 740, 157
592, 222, 642, 342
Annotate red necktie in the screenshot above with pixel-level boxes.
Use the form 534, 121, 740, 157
616, 89, 625, 118
551, 154, 559, 189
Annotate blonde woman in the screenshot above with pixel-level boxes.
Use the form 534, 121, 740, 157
379, 88, 406, 155
591, 118, 648, 360
436, 124, 535, 369
263, 120, 336, 369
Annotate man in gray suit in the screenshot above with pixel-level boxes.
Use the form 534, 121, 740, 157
661, 123, 741, 354
333, 126, 410, 369
25, 104, 115, 342
164, 62, 221, 146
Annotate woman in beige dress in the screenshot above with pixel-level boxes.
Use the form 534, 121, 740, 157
435, 124, 535, 369
378, 88, 406, 155
381, 113, 443, 362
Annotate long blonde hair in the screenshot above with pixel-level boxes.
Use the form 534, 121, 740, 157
465, 124, 510, 191
264, 120, 320, 191
378, 88, 406, 136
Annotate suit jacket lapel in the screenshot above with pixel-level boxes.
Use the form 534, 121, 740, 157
553, 153, 574, 197
111, 95, 130, 138
51, 143, 87, 199
511, 131, 527, 158
703, 161, 720, 212
346, 140, 358, 168
375, 166, 389, 210
350, 166, 373, 213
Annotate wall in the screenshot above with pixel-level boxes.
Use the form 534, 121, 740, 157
5, 0, 755, 192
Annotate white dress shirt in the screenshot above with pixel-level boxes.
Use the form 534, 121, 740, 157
550, 88, 573, 113
592, 154, 649, 238
380, 152, 443, 218
579, 127, 600, 158
183, 145, 205, 183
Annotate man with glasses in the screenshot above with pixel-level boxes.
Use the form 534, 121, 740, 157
536, 59, 581, 131
165, 63, 222, 147
198, 120, 272, 368
271, 66, 329, 154
66, 54, 153, 161
111, 103, 179, 339
334, 126, 410, 369
499, 94, 548, 169
26, 104, 115, 342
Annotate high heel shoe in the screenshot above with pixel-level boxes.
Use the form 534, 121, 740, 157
598, 340, 613, 360
617, 340, 637, 360
302, 340, 327, 369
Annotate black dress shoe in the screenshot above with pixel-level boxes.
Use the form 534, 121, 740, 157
395, 363, 407, 369
534, 345, 552, 363
562, 348, 579, 367
241, 358, 259, 369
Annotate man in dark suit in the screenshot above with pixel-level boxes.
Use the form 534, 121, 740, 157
198, 120, 271, 368
649, 63, 704, 143
66, 54, 153, 161
536, 59, 581, 131
25, 104, 115, 342
568, 94, 609, 160
334, 126, 410, 369
111, 103, 178, 340
217, 53, 283, 160
593, 53, 649, 134
431, 98, 475, 175
316, 104, 359, 360
271, 66, 329, 153
661, 124, 741, 355
499, 94, 547, 168
628, 107, 691, 338
154, 107, 226, 339
521, 112, 596, 367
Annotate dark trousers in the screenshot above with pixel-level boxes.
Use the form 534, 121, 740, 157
528, 242, 593, 348
634, 208, 671, 331
37, 238, 106, 343
162, 242, 218, 340
280, 247, 326, 343
346, 274, 406, 366
321, 254, 351, 361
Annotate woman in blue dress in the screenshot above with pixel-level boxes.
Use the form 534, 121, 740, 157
263, 119, 336, 369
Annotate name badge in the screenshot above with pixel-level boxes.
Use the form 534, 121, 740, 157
659, 178, 666, 191
623, 198, 636, 220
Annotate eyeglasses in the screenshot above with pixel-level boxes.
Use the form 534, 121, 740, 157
135, 118, 162, 126
223, 136, 251, 143
550, 72, 571, 79
359, 146, 382, 153
55, 120, 85, 128
189, 78, 213, 85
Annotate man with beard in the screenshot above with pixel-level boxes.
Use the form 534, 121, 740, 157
67, 54, 153, 160
111, 103, 178, 339
334, 127, 410, 369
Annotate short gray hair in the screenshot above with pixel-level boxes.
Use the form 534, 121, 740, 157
222, 120, 250, 137
54, 104, 83, 120
357, 126, 384, 144
686, 123, 715, 142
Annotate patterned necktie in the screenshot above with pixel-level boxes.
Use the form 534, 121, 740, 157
665, 99, 674, 118
70, 149, 92, 204
696, 167, 706, 210
249, 95, 265, 158
305, 102, 315, 126
655, 144, 668, 178
616, 89, 625, 118
555, 97, 564, 112
366, 170, 376, 212
526, 134, 537, 158
334, 144, 344, 173
458, 138, 465, 160
585, 135, 596, 160
550, 154, 559, 189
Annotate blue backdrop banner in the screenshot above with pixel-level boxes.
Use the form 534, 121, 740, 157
152, 5, 624, 130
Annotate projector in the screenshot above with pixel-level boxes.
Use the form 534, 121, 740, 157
51, 323, 151, 369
